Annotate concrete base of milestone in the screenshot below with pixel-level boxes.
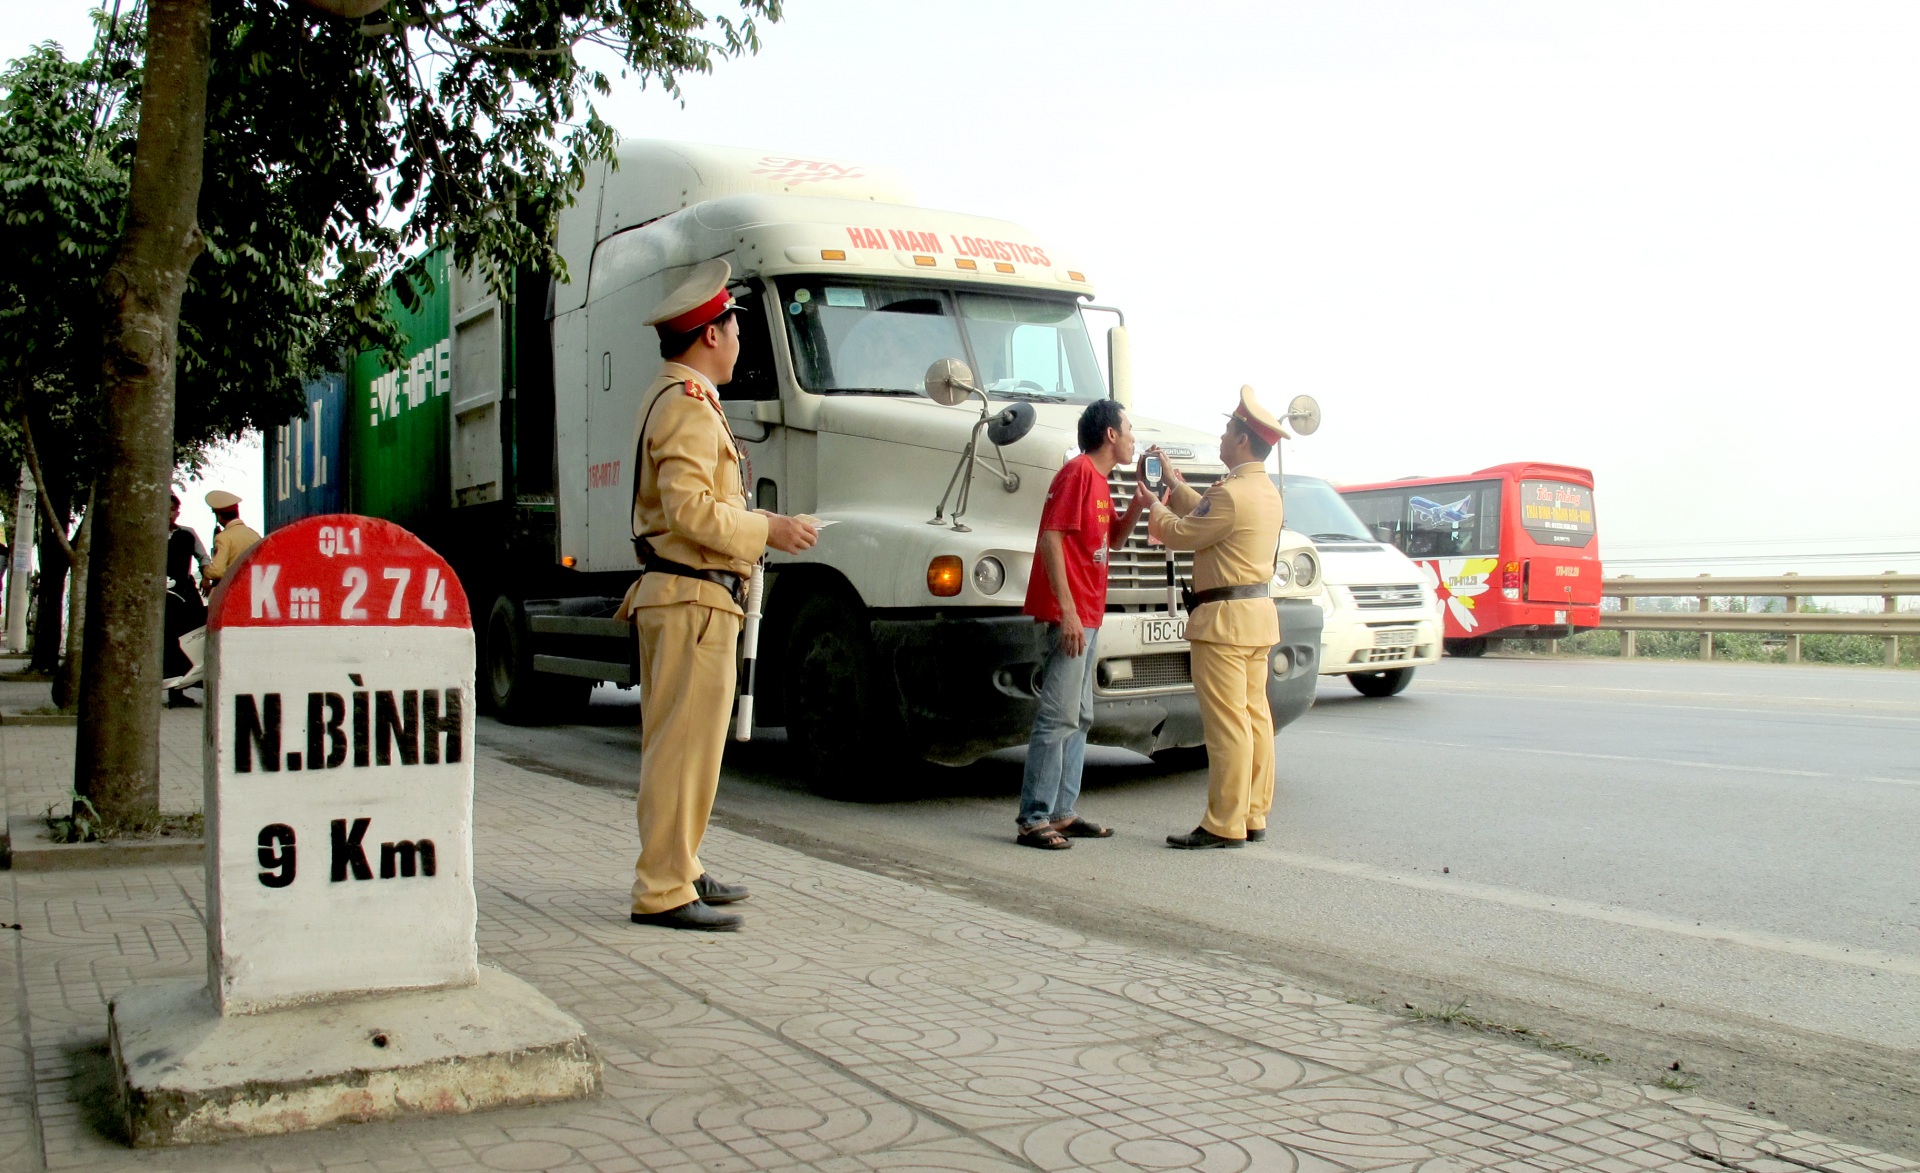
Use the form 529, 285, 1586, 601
108, 965, 601, 1147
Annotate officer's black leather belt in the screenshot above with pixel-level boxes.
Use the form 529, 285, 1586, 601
1190, 583, 1274, 607
635, 539, 746, 608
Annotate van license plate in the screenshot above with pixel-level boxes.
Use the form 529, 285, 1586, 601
1143, 618, 1187, 645
1373, 628, 1417, 647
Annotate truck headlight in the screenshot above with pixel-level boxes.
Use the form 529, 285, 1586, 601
1290, 551, 1318, 589
973, 556, 1005, 595
1274, 560, 1292, 587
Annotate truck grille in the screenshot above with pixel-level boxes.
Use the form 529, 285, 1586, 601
1351, 584, 1425, 609
1104, 468, 1221, 600
1099, 652, 1193, 692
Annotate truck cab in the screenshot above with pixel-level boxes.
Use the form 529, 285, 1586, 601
271, 140, 1325, 796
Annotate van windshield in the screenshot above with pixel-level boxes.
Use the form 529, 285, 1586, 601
1277, 474, 1373, 542
779, 277, 1106, 404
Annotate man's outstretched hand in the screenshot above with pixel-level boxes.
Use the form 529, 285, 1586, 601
760, 511, 820, 555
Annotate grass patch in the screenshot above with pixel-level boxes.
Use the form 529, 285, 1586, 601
1656, 1072, 1699, 1092
1402, 998, 1612, 1064
43, 797, 202, 844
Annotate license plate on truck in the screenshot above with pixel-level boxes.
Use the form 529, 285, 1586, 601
1143, 617, 1187, 645
1373, 627, 1416, 647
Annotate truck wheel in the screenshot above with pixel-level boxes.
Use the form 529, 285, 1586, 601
1349, 667, 1414, 697
484, 596, 591, 724
1445, 637, 1488, 658
783, 593, 906, 800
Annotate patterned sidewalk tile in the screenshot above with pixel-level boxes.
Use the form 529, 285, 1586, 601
3, 717, 1917, 1173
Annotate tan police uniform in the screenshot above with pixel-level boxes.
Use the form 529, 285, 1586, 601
203, 491, 262, 587
617, 264, 771, 916
1147, 389, 1286, 840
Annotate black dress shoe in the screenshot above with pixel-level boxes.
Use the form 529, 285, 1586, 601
1246, 828, 1267, 842
1166, 826, 1244, 849
630, 900, 742, 931
694, 873, 749, 905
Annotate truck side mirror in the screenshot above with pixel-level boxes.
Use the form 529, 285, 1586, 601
923, 358, 977, 407
1107, 325, 1133, 409
986, 402, 1035, 447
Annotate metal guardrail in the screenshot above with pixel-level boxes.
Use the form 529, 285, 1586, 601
1597, 572, 1920, 664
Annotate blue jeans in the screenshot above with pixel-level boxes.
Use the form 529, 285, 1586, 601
1018, 624, 1099, 830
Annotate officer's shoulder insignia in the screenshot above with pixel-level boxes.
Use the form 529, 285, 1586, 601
1194, 497, 1212, 517
681, 380, 710, 402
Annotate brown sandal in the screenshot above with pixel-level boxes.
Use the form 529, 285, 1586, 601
1055, 817, 1112, 838
1016, 827, 1071, 850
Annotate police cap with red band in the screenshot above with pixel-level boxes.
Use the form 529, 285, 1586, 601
1225, 385, 1287, 445
646, 258, 744, 335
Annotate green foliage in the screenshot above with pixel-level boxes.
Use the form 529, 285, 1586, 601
43, 793, 103, 843
195, 0, 783, 354
0, 35, 135, 492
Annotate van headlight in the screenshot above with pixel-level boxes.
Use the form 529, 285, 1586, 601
973, 556, 1006, 595
1273, 560, 1292, 588
1290, 551, 1318, 589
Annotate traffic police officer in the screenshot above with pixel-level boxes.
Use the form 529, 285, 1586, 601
620, 259, 818, 931
201, 490, 261, 591
1147, 387, 1287, 848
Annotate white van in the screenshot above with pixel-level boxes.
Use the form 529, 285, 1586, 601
1276, 474, 1442, 696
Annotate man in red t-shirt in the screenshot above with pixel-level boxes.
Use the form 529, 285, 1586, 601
1015, 399, 1154, 849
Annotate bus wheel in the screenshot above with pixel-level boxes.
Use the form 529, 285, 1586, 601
485, 596, 591, 724
783, 593, 907, 800
1349, 667, 1414, 697
1445, 637, 1488, 658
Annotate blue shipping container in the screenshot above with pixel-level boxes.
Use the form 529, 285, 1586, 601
264, 373, 346, 531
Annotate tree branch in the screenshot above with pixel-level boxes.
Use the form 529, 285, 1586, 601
20, 413, 78, 564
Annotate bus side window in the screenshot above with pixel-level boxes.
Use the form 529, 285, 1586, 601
1345, 491, 1409, 552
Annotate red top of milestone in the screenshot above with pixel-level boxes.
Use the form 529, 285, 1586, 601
209, 514, 472, 630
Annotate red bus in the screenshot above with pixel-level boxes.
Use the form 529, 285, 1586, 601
1337, 463, 1601, 656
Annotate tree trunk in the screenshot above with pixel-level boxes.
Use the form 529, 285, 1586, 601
75, 0, 211, 831
28, 514, 68, 676
54, 494, 94, 713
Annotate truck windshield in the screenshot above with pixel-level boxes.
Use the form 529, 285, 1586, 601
1277, 474, 1374, 542
779, 277, 1106, 403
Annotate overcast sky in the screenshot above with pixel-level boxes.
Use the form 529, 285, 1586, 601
9, 2, 1918, 572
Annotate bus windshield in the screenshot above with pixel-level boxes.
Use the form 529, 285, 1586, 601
778, 277, 1107, 403
1277, 474, 1373, 542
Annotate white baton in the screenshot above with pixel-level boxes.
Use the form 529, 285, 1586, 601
734, 560, 766, 741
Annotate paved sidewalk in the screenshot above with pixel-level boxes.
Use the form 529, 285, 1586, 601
3, 698, 1915, 1171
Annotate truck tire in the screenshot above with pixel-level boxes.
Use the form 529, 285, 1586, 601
1349, 667, 1414, 697
1445, 637, 1488, 658
782, 593, 906, 800
484, 596, 591, 724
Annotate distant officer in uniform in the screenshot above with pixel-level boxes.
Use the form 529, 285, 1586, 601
1147, 386, 1287, 849
620, 259, 819, 931
163, 493, 210, 707
201, 490, 261, 591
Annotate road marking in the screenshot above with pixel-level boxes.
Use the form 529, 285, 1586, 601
1295, 727, 1920, 789
1259, 845, 1920, 978
1418, 680, 1920, 721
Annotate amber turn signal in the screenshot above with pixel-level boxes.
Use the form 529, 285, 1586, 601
927, 555, 964, 597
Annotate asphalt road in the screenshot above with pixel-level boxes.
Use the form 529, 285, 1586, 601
480, 654, 1920, 1154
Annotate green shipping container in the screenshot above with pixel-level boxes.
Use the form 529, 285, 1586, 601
349, 250, 453, 530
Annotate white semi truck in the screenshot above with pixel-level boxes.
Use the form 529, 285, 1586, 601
267, 141, 1325, 797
